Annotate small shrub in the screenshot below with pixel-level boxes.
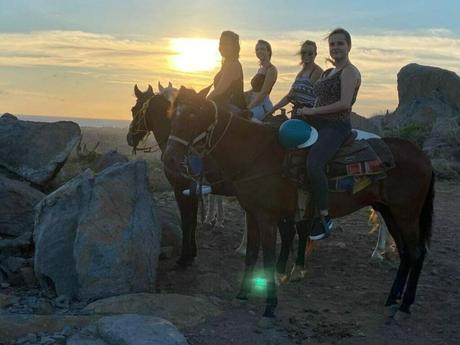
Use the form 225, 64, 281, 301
384, 123, 432, 148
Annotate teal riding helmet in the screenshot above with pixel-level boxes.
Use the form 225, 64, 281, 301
278, 119, 319, 149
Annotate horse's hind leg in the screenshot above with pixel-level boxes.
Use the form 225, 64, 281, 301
399, 245, 426, 315
392, 215, 427, 316
381, 206, 426, 317
237, 212, 260, 300
375, 206, 410, 315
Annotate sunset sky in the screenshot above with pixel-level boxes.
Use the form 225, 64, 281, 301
1, 0, 459, 120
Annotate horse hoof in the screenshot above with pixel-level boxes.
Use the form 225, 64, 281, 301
257, 316, 276, 329
393, 310, 411, 322
384, 304, 399, 318
231, 298, 247, 308
370, 251, 384, 263
235, 246, 246, 257
275, 272, 289, 285
290, 265, 307, 281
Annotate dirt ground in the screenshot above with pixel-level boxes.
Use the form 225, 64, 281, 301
156, 181, 460, 345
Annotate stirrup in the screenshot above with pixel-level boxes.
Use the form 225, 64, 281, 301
309, 216, 333, 241
182, 185, 212, 196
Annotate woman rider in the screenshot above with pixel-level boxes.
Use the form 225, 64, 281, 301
207, 31, 246, 112
268, 40, 323, 117
200, 31, 246, 223
245, 40, 277, 122
300, 28, 361, 240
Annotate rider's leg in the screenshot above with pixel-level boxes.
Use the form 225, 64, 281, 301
306, 126, 350, 240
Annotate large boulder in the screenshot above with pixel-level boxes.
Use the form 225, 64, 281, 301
34, 160, 160, 301
378, 64, 460, 178
0, 116, 81, 186
0, 176, 45, 237
397, 63, 460, 110
385, 64, 460, 128
83, 293, 222, 329
97, 314, 189, 345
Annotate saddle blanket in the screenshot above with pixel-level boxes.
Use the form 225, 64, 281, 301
283, 130, 395, 193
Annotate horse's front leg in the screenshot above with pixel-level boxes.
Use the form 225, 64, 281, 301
174, 189, 198, 267
257, 213, 278, 319
276, 217, 296, 278
237, 212, 260, 300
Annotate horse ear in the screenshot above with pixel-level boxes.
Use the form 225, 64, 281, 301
147, 84, 154, 95
158, 82, 164, 94
197, 84, 212, 99
134, 84, 142, 98
168, 82, 172, 88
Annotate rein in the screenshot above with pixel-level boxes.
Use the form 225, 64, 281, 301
166, 100, 282, 187
168, 100, 233, 158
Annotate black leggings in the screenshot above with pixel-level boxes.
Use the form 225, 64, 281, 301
306, 126, 350, 211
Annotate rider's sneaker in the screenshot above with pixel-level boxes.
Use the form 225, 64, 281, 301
309, 215, 333, 241
182, 184, 212, 196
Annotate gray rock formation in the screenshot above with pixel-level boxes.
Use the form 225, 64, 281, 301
83, 293, 222, 329
0, 116, 81, 186
34, 160, 160, 301
378, 64, 460, 178
97, 314, 189, 345
0, 176, 45, 237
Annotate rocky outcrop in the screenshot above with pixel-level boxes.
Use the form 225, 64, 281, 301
34, 160, 161, 301
82, 293, 222, 329
384, 64, 460, 128
0, 176, 45, 237
376, 64, 460, 179
0, 116, 81, 186
397, 63, 460, 111
96, 314, 189, 345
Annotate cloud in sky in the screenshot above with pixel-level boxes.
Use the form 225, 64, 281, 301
1, 29, 459, 119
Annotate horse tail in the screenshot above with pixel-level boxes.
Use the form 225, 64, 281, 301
420, 171, 435, 248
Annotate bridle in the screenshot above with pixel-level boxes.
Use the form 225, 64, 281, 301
167, 100, 234, 159
129, 96, 164, 154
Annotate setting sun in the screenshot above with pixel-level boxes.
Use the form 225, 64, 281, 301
170, 38, 220, 72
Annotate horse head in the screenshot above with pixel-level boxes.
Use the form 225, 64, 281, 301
162, 86, 217, 176
127, 84, 171, 151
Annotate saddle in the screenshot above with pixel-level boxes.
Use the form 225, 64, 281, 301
283, 132, 395, 193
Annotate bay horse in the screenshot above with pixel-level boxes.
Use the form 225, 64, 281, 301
126, 84, 309, 277
162, 87, 434, 321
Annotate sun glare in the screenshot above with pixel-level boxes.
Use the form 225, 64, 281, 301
170, 38, 220, 72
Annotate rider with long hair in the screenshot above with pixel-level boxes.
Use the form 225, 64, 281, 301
269, 40, 323, 117
245, 39, 278, 122
202, 31, 246, 227
300, 28, 361, 240
207, 31, 246, 111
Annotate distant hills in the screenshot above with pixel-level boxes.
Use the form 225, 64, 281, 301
2, 114, 130, 128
